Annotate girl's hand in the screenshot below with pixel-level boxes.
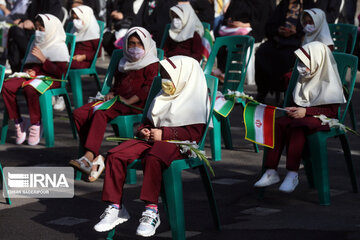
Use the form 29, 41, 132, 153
73, 54, 86, 62
286, 107, 306, 119
150, 129, 162, 141
25, 69, 36, 77
104, 92, 115, 101
31, 46, 46, 63
139, 128, 150, 140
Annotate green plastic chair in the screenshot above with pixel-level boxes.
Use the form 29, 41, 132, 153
203, 35, 257, 161
1, 33, 77, 147
160, 22, 211, 48
75, 48, 164, 181
0, 64, 11, 205
259, 52, 358, 206
66, 20, 105, 109
106, 74, 220, 240
328, 23, 358, 131
328, 23, 357, 54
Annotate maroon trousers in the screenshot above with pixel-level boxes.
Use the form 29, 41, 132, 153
102, 140, 183, 205
73, 101, 135, 156
1, 77, 60, 124
265, 116, 327, 171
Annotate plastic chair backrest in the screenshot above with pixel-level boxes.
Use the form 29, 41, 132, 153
100, 48, 164, 95
0, 64, 6, 93
203, 35, 254, 93
66, 20, 105, 69
160, 22, 211, 48
20, 33, 76, 88
328, 23, 357, 54
139, 74, 218, 150
283, 52, 358, 124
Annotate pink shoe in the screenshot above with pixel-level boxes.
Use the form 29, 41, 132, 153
28, 124, 41, 146
14, 120, 29, 145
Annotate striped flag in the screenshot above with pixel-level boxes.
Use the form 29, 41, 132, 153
92, 96, 118, 112
214, 91, 235, 117
243, 102, 276, 148
22, 77, 53, 94
202, 28, 213, 60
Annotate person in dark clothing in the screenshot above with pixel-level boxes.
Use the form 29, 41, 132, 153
255, 0, 313, 103
189, 0, 214, 29
7, 0, 64, 72
314, 0, 342, 23
132, 0, 177, 47
102, 0, 139, 56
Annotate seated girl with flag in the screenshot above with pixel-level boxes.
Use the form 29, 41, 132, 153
69, 5, 101, 69
93, 55, 210, 237
1, 14, 69, 146
254, 41, 346, 193
69, 27, 159, 182
163, 3, 204, 62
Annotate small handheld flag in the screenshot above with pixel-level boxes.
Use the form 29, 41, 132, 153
243, 102, 277, 148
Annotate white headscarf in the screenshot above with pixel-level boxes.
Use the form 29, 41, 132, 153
147, 56, 210, 127
293, 41, 346, 107
25, 14, 70, 64
70, 5, 100, 42
169, 4, 204, 42
118, 27, 159, 72
301, 8, 334, 47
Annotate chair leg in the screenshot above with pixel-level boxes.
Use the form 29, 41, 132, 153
125, 169, 137, 184
302, 149, 315, 188
307, 133, 331, 206
209, 115, 222, 161
349, 101, 357, 131
0, 163, 11, 205
198, 164, 221, 230
63, 94, 77, 140
339, 134, 358, 193
39, 93, 55, 147
256, 148, 268, 200
92, 73, 101, 91
162, 166, 186, 240
106, 229, 116, 240
221, 116, 233, 150
69, 72, 84, 109
1, 109, 9, 144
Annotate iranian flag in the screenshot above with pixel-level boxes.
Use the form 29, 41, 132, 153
243, 102, 276, 148
92, 96, 118, 112
202, 28, 213, 59
21, 77, 53, 94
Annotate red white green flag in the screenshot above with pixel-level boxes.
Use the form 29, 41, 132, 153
21, 77, 54, 94
243, 102, 276, 148
202, 28, 213, 59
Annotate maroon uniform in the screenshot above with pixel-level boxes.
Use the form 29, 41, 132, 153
2, 60, 67, 124
71, 39, 101, 69
73, 62, 159, 156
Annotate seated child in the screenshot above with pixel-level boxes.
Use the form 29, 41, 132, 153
1, 14, 69, 145
163, 3, 204, 62
301, 8, 334, 50
69, 5, 101, 69
69, 27, 159, 182
93, 56, 210, 237
254, 41, 346, 193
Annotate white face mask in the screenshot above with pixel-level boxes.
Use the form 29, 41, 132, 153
35, 30, 46, 44
303, 24, 316, 33
172, 18, 183, 30
73, 19, 84, 30
297, 62, 311, 78
127, 47, 145, 62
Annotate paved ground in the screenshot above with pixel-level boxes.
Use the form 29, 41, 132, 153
0, 55, 359, 240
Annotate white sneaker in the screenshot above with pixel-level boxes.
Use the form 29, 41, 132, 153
53, 96, 66, 111
136, 209, 160, 237
14, 119, 29, 145
94, 205, 130, 232
279, 171, 299, 193
254, 169, 280, 187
